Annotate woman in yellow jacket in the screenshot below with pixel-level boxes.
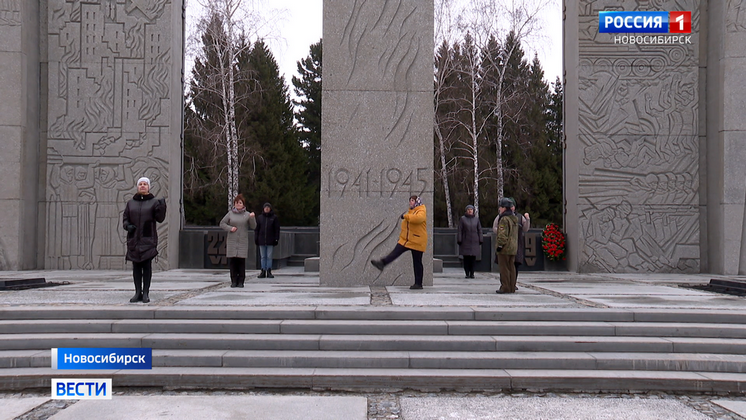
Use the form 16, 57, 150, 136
370, 195, 427, 289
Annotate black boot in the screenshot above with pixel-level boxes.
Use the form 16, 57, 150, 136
238, 275, 245, 288
130, 279, 142, 303
142, 277, 151, 303
266, 269, 274, 279
258, 270, 266, 278
230, 276, 237, 288
370, 259, 384, 271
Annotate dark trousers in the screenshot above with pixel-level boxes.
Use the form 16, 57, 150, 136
463, 255, 476, 275
497, 254, 517, 293
228, 257, 246, 286
382, 243, 424, 285
132, 258, 153, 295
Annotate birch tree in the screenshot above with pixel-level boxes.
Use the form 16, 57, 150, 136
459, 0, 551, 200
188, 0, 278, 210
434, 0, 458, 226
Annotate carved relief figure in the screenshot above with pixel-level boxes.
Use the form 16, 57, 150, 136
727, 0, 746, 31
0, 0, 21, 26
45, 0, 174, 269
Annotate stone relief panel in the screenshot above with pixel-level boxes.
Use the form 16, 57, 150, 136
45, 0, 173, 270
576, 0, 700, 272
323, 0, 433, 91
0, 0, 20, 26
728, 0, 746, 31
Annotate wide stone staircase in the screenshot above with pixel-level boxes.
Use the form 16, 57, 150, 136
1, 306, 745, 393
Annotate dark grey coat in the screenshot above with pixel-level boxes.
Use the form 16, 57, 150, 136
457, 214, 483, 257
220, 210, 257, 259
123, 193, 166, 263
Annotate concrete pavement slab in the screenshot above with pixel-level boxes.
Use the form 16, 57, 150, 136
400, 396, 710, 420
178, 292, 370, 306
57, 281, 220, 291
389, 292, 579, 307
227, 285, 371, 293
47, 395, 367, 420
0, 397, 49, 420
578, 295, 746, 309
594, 273, 717, 284
711, 399, 746, 418
0, 291, 184, 305
397, 284, 542, 294
527, 283, 708, 296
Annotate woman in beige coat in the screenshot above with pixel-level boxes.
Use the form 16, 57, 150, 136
220, 194, 256, 288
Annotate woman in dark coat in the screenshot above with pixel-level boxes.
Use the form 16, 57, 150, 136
457, 204, 483, 278
254, 202, 280, 278
123, 177, 166, 303
219, 194, 256, 288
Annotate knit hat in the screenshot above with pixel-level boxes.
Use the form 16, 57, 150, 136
137, 177, 150, 188
499, 198, 513, 208
465, 205, 475, 211
263, 202, 272, 210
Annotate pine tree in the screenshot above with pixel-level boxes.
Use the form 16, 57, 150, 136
242, 40, 315, 226
292, 39, 322, 225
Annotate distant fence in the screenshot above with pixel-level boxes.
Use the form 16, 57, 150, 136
179, 226, 563, 271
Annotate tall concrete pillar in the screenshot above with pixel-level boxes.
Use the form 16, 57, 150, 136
40, 0, 183, 270
0, 1, 41, 270
320, 0, 434, 286
706, 0, 746, 274
565, 0, 701, 273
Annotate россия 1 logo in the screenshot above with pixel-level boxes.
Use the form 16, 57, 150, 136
599, 11, 691, 33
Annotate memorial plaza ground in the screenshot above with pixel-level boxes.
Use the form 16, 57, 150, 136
0, 267, 744, 419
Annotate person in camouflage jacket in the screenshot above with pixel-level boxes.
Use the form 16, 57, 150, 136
494, 198, 518, 293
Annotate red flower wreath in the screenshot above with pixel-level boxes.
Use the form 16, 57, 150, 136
541, 223, 566, 261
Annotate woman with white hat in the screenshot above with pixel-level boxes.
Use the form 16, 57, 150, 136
122, 177, 166, 303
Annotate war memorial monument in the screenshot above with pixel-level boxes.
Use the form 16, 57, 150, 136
0, 0, 744, 279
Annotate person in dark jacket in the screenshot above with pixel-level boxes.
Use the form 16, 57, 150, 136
123, 177, 166, 303
220, 194, 256, 288
254, 202, 280, 278
458, 204, 483, 279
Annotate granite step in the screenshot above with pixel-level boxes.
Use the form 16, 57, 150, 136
2, 333, 746, 354
2, 307, 746, 324
1, 319, 746, 338
2, 306, 746, 393
8, 349, 746, 373
5, 349, 746, 373
2, 367, 744, 393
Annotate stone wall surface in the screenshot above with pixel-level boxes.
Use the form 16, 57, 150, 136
569, 0, 701, 273
0, 0, 39, 270
708, 0, 746, 274
41, 0, 182, 270
320, 0, 434, 286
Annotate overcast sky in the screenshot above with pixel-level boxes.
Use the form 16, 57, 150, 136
185, 0, 562, 87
